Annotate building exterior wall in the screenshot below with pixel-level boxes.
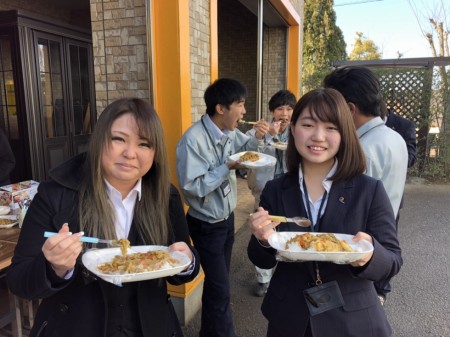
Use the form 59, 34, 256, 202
0, 0, 70, 22
1, 0, 302, 123
290, 0, 304, 14
218, 0, 257, 121
189, 0, 211, 123
262, 27, 288, 118
90, 0, 149, 114
0, 0, 90, 28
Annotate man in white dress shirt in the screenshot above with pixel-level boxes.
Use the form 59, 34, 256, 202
324, 66, 408, 305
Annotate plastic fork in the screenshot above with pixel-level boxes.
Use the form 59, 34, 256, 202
44, 231, 118, 246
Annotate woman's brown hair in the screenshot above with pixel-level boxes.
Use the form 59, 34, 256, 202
79, 98, 171, 245
286, 88, 366, 182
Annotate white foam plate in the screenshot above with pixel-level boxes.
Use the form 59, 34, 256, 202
82, 245, 191, 285
0, 206, 11, 215
269, 141, 287, 151
229, 151, 277, 168
0, 221, 19, 229
268, 231, 373, 264
0, 214, 19, 228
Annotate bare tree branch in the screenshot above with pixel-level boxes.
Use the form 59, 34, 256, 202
445, 31, 449, 56
426, 33, 438, 56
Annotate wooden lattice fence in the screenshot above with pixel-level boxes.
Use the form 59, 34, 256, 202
373, 67, 433, 169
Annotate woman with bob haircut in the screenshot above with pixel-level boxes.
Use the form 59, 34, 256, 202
7, 97, 200, 337
247, 88, 402, 337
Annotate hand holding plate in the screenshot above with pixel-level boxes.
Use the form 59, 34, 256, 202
349, 232, 373, 267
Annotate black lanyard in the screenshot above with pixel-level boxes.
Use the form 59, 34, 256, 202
302, 179, 327, 231
302, 178, 327, 284
274, 149, 283, 174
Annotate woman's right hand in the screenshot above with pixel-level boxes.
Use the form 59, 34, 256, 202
42, 223, 83, 278
247, 207, 279, 243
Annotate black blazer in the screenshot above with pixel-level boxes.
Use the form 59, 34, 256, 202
248, 173, 402, 337
7, 154, 200, 337
386, 110, 417, 168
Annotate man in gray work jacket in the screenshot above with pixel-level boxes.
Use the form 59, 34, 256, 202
176, 78, 268, 337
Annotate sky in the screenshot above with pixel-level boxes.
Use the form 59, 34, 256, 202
333, 0, 443, 59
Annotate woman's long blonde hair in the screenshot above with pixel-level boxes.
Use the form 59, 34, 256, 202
79, 98, 171, 245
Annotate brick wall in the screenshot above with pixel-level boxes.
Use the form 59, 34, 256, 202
217, 0, 298, 122
189, 0, 211, 123
218, 0, 257, 121
90, 0, 149, 114
262, 27, 288, 118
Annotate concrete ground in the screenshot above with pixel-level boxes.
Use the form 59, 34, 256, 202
182, 176, 450, 337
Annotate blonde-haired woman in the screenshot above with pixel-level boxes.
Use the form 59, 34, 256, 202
8, 98, 199, 337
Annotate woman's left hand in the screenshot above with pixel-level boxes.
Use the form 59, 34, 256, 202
168, 242, 193, 263
350, 231, 373, 267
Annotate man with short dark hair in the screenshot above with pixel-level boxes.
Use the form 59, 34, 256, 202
324, 66, 408, 305
176, 78, 268, 337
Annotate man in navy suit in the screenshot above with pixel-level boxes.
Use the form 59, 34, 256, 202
385, 109, 417, 168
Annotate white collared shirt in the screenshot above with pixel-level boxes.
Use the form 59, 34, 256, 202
104, 180, 196, 276
356, 117, 407, 217
203, 114, 231, 147
105, 179, 142, 239
298, 161, 337, 227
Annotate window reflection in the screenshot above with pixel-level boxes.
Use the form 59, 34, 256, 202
0, 39, 18, 139
38, 38, 66, 138
69, 44, 92, 135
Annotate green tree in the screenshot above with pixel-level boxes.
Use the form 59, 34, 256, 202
348, 32, 382, 60
302, 0, 347, 93
408, 0, 450, 177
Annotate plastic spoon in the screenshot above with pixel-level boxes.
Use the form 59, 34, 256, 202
43, 231, 119, 246
268, 215, 311, 228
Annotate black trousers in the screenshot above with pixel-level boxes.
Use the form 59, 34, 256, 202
267, 321, 313, 337
187, 213, 236, 337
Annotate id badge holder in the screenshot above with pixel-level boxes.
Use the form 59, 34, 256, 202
220, 180, 231, 198
303, 280, 344, 316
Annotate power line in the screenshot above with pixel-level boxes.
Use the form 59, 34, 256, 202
334, 0, 384, 7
